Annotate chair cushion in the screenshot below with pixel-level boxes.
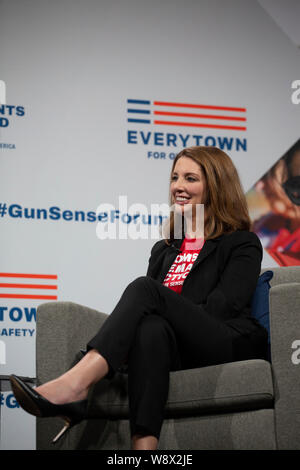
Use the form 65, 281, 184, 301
87, 359, 274, 419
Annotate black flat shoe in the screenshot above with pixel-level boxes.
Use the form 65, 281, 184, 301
9, 374, 88, 444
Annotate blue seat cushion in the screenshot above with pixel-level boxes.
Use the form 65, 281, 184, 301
251, 270, 273, 360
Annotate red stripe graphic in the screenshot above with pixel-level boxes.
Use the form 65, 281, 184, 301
0, 283, 57, 289
0, 272, 58, 300
0, 294, 57, 300
153, 101, 246, 112
153, 101, 247, 131
0, 273, 57, 279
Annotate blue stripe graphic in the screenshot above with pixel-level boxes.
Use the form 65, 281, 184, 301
127, 109, 151, 114
127, 99, 151, 105
127, 118, 151, 124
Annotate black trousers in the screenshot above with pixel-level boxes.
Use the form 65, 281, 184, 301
87, 276, 267, 440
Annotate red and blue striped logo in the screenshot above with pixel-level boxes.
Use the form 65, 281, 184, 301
127, 99, 247, 131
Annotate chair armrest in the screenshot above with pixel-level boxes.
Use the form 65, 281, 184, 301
36, 301, 108, 385
269, 282, 300, 449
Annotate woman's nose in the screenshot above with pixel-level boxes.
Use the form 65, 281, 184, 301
173, 177, 185, 191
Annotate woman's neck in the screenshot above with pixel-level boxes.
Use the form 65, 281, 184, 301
185, 218, 204, 239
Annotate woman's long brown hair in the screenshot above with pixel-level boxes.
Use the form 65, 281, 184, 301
163, 146, 251, 243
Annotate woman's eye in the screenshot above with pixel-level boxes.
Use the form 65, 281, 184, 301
171, 175, 198, 182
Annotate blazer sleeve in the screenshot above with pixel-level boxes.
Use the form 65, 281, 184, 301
202, 231, 262, 323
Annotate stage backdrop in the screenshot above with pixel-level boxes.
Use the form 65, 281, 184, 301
1, 0, 300, 449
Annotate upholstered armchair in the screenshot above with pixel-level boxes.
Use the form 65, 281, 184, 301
35, 266, 300, 450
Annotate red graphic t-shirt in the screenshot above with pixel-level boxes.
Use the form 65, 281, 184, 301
163, 237, 204, 294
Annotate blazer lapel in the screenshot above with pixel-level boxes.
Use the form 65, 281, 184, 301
157, 237, 184, 283
189, 235, 224, 272
154, 234, 224, 282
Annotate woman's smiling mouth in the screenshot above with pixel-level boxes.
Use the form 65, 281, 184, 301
174, 195, 191, 205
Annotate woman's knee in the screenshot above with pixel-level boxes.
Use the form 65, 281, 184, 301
125, 276, 161, 305
128, 276, 154, 291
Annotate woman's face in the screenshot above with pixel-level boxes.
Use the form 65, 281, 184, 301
170, 156, 206, 214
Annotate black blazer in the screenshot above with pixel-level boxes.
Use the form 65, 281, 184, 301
146, 230, 265, 337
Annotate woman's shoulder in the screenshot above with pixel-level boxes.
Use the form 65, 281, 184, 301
220, 230, 262, 250
150, 238, 169, 255
146, 239, 170, 277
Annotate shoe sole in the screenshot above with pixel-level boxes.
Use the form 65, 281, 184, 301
10, 376, 43, 417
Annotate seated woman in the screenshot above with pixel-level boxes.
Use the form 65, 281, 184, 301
10, 146, 268, 450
